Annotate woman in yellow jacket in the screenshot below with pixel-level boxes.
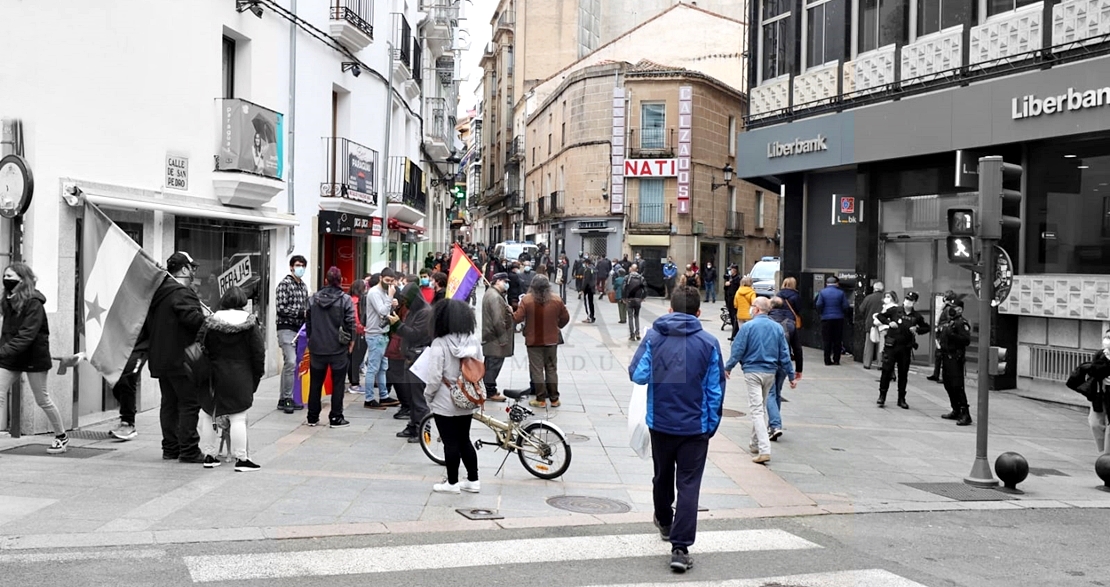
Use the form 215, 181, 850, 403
733, 276, 757, 334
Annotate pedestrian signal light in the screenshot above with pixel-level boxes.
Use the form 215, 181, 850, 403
946, 236, 976, 265
988, 345, 1008, 376
948, 209, 976, 236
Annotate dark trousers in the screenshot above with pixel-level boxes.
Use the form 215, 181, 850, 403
405, 366, 431, 429
433, 413, 478, 485
627, 302, 642, 337
821, 319, 844, 364
726, 300, 738, 337
879, 345, 912, 398
559, 280, 567, 301
650, 430, 709, 550
942, 354, 969, 410
664, 277, 675, 299
484, 355, 506, 395
347, 336, 367, 387
158, 375, 200, 458
583, 288, 595, 319
308, 354, 348, 424
930, 354, 945, 380
527, 346, 559, 401
388, 358, 407, 406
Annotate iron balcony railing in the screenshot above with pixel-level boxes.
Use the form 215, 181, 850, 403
628, 127, 675, 157
523, 201, 537, 224
506, 191, 523, 211
725, 211, 745, 238
395, 16, 412, 70
321, 137, 379, 206
425, 97, 449, 146
537, 197, 548, 218
629, 202, 669, 226
385, 156, 427, 214
331, 0, 373, 39
549, 191, 565, 215
496, 10, 514, 31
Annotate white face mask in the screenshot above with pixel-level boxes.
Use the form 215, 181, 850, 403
903, 301, 914, 311
1102, 335, 1110, 351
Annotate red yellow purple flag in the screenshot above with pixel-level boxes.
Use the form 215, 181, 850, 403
445, 243, 482, 301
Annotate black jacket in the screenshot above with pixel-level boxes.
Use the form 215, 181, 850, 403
703, 266, 718, 283
518, 270, 536, 294
305, 285, 355, 359
581, 266, 596, 293
876, 306, 929, 348
399, 292, 432, 362
937, 315, 971, 359
506, 272, 523, 304
723, 273, 741, 305
0, 290, 51, 372
146, 276, 206, 378
200, 310, 265, 416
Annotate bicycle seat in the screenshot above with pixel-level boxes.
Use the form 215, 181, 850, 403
502, 388, 530, 400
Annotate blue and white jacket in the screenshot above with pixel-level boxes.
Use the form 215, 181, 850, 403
725, 314, 796, 380
629, 313, 726, 437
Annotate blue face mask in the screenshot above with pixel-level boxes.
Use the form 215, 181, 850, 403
420, 278, 430, 287
293, 266, 305, 278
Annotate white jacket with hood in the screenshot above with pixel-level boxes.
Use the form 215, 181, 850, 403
423, 332, 485, 417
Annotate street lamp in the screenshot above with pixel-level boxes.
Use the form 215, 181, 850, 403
711, 163, 734, 191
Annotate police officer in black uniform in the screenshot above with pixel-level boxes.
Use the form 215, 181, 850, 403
926, 291, 958, 384
875, 290, 930, 409
937, 298, 973, 425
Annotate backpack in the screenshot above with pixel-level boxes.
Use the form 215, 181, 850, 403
444, 356, 487, 410
624, 274, 645, 300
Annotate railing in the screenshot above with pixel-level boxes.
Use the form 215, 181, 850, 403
436, 55, 455, 85
425, 97, 449, 146
629, 202, 669, 226
321, 137, 379, 206
523, 201, 537, 224
628, 127, 675, 157
506, 191, 523, 211
537, 197, 548, 218
396, 16, 411, 69
412, 41, 423, 87
214, 98, 284, 180
725, 211, 745, 238
422, 0, 460, 27
331, 0, 373, 39
550, 191, 565, 215
1027, 344, 1090, 382
385, 156, 427, 213
508, 135, 524, 162
497, 10, 514, 31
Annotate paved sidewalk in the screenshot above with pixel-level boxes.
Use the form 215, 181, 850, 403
0, 290, 1106, 550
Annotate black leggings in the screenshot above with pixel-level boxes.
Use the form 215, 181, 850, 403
433, 413, 478, 484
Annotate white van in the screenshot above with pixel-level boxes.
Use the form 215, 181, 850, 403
493, 241, 539, 262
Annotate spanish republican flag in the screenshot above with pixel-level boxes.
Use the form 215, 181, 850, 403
445, 243, 482, 301
82, 203, 165, 387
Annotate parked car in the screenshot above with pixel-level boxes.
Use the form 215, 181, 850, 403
493, 241, 539, 262
750, 256, 780, 298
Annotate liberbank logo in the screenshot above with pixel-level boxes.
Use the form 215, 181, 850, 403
1012, 86, 1110, 119
767, 134, 828, 158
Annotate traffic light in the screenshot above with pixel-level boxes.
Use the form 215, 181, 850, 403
946, 208, 977, 265
978, 156, 1023, 240
987, 346, 1008, 375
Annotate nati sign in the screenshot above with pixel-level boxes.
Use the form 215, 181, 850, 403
623, 158, 681, 177
218, 256, 252, 296
165, 155, 189, 191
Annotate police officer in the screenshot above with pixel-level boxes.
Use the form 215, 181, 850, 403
926, 291, 958, 384
875, 290, 930, 409
937, 298, 973, 426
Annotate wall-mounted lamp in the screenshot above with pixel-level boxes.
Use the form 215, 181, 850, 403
236, 0, 264, 18
341, 62, 362, 77
710, 163, 734, 191
601, 186, 608, 200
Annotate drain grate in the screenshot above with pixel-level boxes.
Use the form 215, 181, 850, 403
721, 409, 746, 418
565, 433, 590, 444
456, 508, 504, 521
1028, 467, 1068, 478
67, 430, 113, 440
0, 445, 115, 459
546, 495, 631, 515
902, 482, 1016, 501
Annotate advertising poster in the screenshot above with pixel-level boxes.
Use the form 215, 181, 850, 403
217, 99, 284, 179
346, 142, 376, 203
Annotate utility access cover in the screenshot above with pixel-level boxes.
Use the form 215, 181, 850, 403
0, 445, 114, 459
902, 482, 1016, 501
547, 495, 631, 514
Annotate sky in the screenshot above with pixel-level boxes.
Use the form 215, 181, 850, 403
456, 0, 498, 115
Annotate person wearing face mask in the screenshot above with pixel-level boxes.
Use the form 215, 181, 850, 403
432, 271, 448, 303
505, 262, 523, 311
275, 255, 310, 414
1075, 331, 1110, 455
363, 267, 401, 409
662, 258, 678, 299
0, 263, 69, 454
518, 261, 536, 295
418, 269, 435, 304
147, 252, 208, 462
702, 261, 718, 304
874, 290, 930, 408
936, 298, 972, 426
481, 273, 514, 403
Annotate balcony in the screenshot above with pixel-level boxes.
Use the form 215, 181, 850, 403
523, 201, 537, 224
496, 10, 514, 34
421, 0, 459, 50
329, 0, 374, 51
506, 191, 523, 212
508, 135, 524, 163
320, 137, 379, 210
627, 203, 671, 235
435, 55, 455, 85
385, 156, 427, 223
424, 97, 452, 160
628, 127, 675, 158
548, 191, 565, 216
970, 3, 1043, 68
212, 98, 285, 208
724, 211, 745, 239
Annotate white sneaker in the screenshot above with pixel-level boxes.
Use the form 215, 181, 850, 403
108, 422, 137, 441
433, 481, 461, 494
459, 480, 481, 493
47, 435, 69, 454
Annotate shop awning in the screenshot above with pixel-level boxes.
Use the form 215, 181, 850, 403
70, 182, 299, 227
387, 218, 425, 234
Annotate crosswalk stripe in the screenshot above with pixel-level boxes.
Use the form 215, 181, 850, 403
0, 548, 166, 564
577, 569, 930, 587
184, 529, 820, 583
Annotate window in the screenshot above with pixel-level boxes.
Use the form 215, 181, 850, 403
805, 0, 846, 68
728, 116, 737, 157
987, 0, 1039, 17
222, 36, 235, 98
561, 101, 567, 146
917, 0, 975, 36
760, 0, 795, 82
858, 0, 907, 54
756, 191, 766, 228
547, 133, 552, 155
638, 179, 665, 223
640, 103, 666, 149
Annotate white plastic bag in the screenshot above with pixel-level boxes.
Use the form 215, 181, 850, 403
628, 383, 651, 459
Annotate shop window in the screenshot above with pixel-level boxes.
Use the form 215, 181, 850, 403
760, 0, 795, 82
917, 0, 975, 37
1026, 141, 1110, 275
805, 0, 846, 69
858, 0, 907, 54
987, 0, 1040, 17
175, 219, 271, 328
640, 103, 666, 150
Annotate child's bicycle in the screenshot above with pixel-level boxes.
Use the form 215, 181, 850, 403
418, 388, 572, 480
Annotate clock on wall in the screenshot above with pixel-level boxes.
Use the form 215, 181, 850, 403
0, 154, 34, 219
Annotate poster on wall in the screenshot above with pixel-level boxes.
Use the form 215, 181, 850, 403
347, 142, 376, 202
216, 99, 284, 179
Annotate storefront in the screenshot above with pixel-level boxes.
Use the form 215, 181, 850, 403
734, 55, 1110, 389
317, 210, 381, 289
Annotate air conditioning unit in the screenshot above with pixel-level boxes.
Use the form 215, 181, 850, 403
693, 221, 706, 235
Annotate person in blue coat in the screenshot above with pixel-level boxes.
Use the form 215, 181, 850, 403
628, 286, 725, 574
815, 276, 850, 366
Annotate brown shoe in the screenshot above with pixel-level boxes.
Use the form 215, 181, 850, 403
486, 394, 507, 402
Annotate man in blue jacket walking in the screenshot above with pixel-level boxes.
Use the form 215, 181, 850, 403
629, 286, 725, 574
725, 297, 797, 464
815, 276, 850, 366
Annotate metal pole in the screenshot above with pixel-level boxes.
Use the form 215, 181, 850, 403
966, 157, 1000, 487
380, 18, 397, 271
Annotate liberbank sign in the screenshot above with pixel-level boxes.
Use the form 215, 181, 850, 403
767, 134, 828, 158
1012, 85, 1110, 119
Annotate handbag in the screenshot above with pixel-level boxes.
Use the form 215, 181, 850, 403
183, 321, 211, 383
443, 356, 487, 410
785, 298, 802, 330
607, 290, 617, 303
338, 326, 352, 345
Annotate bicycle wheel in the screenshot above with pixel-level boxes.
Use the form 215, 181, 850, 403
419, 413, 446, 466
517, 421, 572, 480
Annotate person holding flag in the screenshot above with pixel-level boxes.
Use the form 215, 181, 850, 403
444, 243, 483, 303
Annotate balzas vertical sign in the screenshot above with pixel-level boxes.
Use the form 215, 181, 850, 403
676, 86, 692, 215
610, 87, 626, 216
